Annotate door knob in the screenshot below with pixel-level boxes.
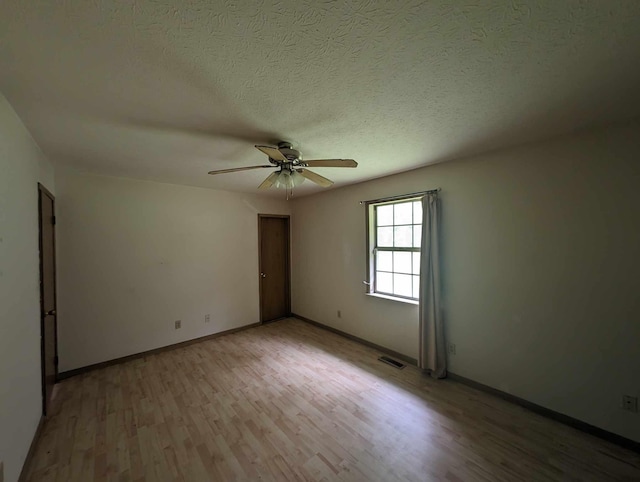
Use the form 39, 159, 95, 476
45, 309, 56, 316
260, 273, 266, 278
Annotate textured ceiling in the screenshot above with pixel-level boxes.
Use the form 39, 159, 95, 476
1, 1, 640, 197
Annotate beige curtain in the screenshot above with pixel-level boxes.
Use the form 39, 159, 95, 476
418, 192, 446, 378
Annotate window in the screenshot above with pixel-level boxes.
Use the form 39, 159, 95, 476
367, 197, 422, 301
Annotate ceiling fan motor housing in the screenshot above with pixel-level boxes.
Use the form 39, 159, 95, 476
277, 142, 302, 162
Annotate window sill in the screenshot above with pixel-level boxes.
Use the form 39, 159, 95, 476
365, 292, 419, 306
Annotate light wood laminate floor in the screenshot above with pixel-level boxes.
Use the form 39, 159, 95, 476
25, 318, 640, 481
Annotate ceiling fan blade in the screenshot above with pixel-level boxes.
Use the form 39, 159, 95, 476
208, 165, 273, 175
255, 145, 289, 162
303, 159, 358, 168
298, 169, 334, 187
258, 171, 280, 190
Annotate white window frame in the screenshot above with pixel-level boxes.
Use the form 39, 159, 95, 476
365, 195, 422, 303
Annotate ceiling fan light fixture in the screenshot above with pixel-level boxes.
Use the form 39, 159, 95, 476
274, 169, 305, 189
290, 169, 305, 187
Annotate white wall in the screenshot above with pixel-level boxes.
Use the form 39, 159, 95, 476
0, 93, 55, 482
291, 121, 640, 443
55, 169, 291, 372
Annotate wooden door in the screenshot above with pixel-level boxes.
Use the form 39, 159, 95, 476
38, 184, 58, 415
259, 215, 290, 322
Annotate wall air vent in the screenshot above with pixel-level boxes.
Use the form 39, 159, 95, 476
378, 355, 406, 369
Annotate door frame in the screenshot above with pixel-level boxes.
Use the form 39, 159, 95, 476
257, 214, 291, 323
38, 183, 58, 415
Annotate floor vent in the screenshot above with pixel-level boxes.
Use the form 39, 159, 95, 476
378, 355, 406, 369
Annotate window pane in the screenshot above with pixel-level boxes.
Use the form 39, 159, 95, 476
376, 205, 393, 226
393, 273, 412, 297
394, 226, 412, 247
371, 197, 423, 301
376, 271, 392, 294
394, 202, 412, 225
413, 225, 422, 248
412, 252, 420, 275
413, 201, 422, 224
393, 251, 412, 274
376, 251, 392, 272
377, 227, 393, 247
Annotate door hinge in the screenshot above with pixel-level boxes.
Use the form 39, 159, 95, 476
51, 215, 56, 225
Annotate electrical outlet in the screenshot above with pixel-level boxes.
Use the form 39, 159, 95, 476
175, 320, 181, 329
622, 395, 638, 413
337, 310, 341, 318
205, 314, 210, 323
448, 343, 456, 355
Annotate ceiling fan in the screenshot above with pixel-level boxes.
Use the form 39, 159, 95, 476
207, 142, 357, 192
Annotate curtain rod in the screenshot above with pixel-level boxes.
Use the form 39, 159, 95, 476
359, 188, 440, 205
